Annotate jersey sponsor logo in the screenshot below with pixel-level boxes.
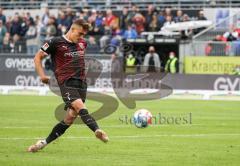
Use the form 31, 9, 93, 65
42, 43, 49, 51
64, 51, 85, 57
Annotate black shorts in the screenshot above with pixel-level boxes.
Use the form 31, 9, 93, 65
59, 77, 87, 110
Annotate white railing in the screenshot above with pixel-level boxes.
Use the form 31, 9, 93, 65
190, 41, 240, 56
193, 9, 240, 41
190, 9, 240, 56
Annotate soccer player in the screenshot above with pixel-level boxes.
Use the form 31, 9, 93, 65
27, 19, 109, 152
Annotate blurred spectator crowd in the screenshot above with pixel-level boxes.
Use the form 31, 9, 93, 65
0, 4, 207, 54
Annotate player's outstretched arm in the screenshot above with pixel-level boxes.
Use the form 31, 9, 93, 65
34, 50, 49, 84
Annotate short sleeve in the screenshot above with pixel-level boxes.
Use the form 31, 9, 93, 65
40, 39, 55, 55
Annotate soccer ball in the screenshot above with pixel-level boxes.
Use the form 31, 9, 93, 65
133, 109, 152, 128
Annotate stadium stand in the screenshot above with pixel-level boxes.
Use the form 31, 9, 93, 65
1, 0, 240, 10
0, 3, 205, 53
0, 0, 240, 74
0, 0, 239, 98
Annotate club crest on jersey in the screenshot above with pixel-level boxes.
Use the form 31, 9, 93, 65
42, 43, 49, 51
79, 43, 85, 50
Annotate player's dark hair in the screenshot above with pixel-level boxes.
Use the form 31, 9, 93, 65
72, 19, 91, 30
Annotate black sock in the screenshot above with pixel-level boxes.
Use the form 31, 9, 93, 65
46, 120, 70, 144
79, 109, 99, 132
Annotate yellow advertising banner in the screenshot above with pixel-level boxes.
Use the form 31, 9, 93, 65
184, 56, 240, 74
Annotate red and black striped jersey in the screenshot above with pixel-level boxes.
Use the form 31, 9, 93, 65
40, 36, 87, 84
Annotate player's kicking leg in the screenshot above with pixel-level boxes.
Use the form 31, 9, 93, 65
27, 99, 108, 152
71, 99, 109, 143
27, 108, 77, 152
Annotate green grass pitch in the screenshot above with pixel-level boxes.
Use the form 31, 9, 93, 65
0, 95, 239, 166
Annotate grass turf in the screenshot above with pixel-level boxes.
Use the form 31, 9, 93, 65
0, 95, 239, 166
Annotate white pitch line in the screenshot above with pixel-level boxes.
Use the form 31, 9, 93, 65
0, 124, 214, 129
0, 133, 239, 140
0, 125, 167, 129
